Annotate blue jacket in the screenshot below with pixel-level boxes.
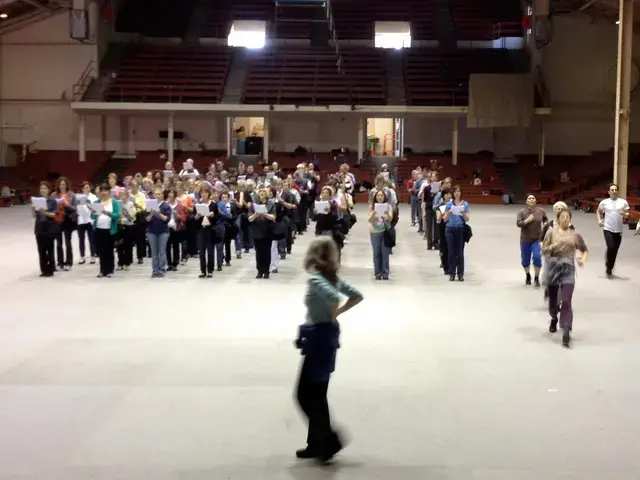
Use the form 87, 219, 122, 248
295, 322, 341, 382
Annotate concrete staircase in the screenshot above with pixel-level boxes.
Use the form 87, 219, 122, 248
221, 49, 249, 104
81, 44, 129, 102
183, 0, 211, 43
434, 0, 457, 49
384, 51, 406, 106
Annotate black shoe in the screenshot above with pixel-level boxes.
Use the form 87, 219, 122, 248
225, 261, 231, 267
199, 273, 207, 278
256, 272, 263, 279
296, 447, 319, 459
217, 266, 222, 271
606, 268, 613, 278
534, 276, 540, 287
449, 275, 456, 281
79, 259, 86, 265
562, 330, 571, 348
207, 273, 213, 278
137, 258, 143, 265
458, 274, 464, 282
287, 249, 292, 254
375, 275, 382, 280
264, 273, 270, 279
117, 266, 124, 271
280, 253, 286, 260
244, 249, 250, 254
525, 273, 532, 285
549, 318, 558, 333
236, 252, 242, 259
271, 268, 278, 274
319, 435, 343, 463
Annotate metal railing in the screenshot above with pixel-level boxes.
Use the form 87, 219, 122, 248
492, 21, 523, 40
72, 60, 97, 101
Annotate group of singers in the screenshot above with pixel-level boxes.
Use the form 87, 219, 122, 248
31, 158, 360, 279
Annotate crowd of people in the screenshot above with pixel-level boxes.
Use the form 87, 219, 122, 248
30, 158, 370, 280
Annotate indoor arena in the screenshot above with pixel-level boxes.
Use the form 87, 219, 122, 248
1, 0, 640, 478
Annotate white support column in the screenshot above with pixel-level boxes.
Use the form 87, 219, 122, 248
167, 112, 175, 165
538, 121, 546, 167
263, 116, 270, 163
613, 0, 633, 198
226, 116, 233, 157
357, 117, 365, 160
452, 118, 459, 166
78, 114, 86, 163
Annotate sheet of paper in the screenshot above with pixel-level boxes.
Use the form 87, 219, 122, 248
450, 205, 463, 215
253, 203, 267, 214
381, 172, 389, 179
438, 205, 446, 214
237, 175, 246, 181
31, 197, 47, 210
266, 172, 275, 179
145, 199, 159, 211
163, 170, 173, 178
374, 203, 390, 218
90, 203, 104, 214
314, 200, 330, 214
182, 162, 189, 171
77, 194, 88, 204
430, 181, 441, 193
195, 203, 209, 216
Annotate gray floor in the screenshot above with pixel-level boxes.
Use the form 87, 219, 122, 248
0, 204, 639, 480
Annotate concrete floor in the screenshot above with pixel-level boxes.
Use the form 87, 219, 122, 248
0, 203, 639, 479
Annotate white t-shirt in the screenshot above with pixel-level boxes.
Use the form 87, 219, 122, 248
598, 197, 629, 233
96, 201, 113, 230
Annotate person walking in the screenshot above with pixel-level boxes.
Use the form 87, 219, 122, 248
295, 237, 363, 463
597, 183, 630, 277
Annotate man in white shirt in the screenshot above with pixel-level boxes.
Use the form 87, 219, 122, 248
597, 183, 630, 277
179, 158, 200, 178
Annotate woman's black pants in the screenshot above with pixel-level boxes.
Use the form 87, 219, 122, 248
117, 225, 134, 267
198, 227, 214, 274
167, 229, 182, 267
56, 220, 74, 267
94, 228, 115, 276
36, 234, 55, 275
254, 237, 272, 274
134, 222, 147, 260
296, 357, 339, 453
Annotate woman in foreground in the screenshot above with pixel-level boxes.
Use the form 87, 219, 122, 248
542, 209, 588, 348
295, 237, 363, 463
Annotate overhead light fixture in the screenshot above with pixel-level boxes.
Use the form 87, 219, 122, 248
0, 13, 8, 19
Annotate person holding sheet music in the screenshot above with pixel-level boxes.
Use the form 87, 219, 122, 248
54, 177, 77, 271
281, 180, 298, 256
77, 181, 97, 265
248, 188, 276, 279
269, 185, 288, 274
92, 183, 121, 278
179, 158, 199, 178
177, 184, 197, 263
107, 173, 121, 199
313, 186, 339, 237
443, 186, 470, 282
194, 186, 219, 278
369, 190, 393, 280
116, 189, 136, 271
165, 188, 187, 272
435, 188, 453, 276
236, 180, 252, 255
211, 189, 227, 271
129, 180, 148, 264
220, 191, 239, 266
145, 187, 172, 278
32, 181, 60, 277
424, 172, 441, 250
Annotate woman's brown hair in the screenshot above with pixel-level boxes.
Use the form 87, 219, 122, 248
55, 176, 71, 193
304, 237, 339, 284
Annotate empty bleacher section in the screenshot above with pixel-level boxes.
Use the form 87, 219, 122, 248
405, 49, 528, 106
115, 0, 198, 38
241, 46, 386, 105
451, 0, 522, 41
104, 45, 231, 103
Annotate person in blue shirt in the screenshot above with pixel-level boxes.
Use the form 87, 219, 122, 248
295, 237, 363, 463
443, 185, 470, 282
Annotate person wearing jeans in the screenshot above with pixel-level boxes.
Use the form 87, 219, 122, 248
597, 183, 630, 277
369, 189, 393, 280
146, 187, 172, 278
443, 186, 470, 282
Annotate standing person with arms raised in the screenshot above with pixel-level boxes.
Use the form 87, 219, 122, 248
516, 194, 548, 287
294, 237, 363, 464
597, 183, 630, 277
